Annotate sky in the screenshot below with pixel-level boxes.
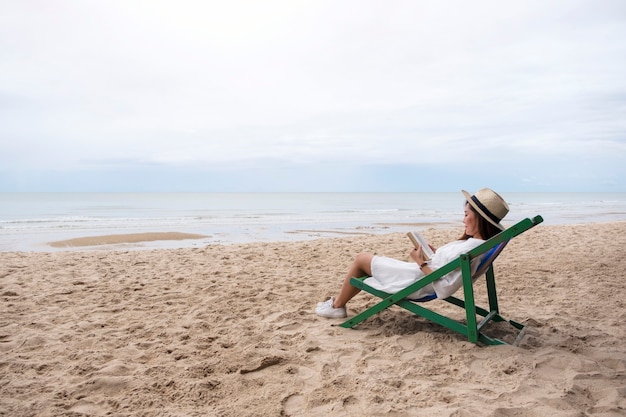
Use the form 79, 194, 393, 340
1, 0, 625, 192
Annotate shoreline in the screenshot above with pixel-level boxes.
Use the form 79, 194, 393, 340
3, 218, 624, 253
2, 221, 461, 253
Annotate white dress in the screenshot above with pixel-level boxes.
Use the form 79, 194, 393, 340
363, 238, 485, 300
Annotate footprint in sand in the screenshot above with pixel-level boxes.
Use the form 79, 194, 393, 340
68, 400, 108, 416
283, 393, 306, 416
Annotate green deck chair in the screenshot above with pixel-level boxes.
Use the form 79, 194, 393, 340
339, 215, 544, 345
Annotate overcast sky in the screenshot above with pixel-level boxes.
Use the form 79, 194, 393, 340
1, 0, 625, 192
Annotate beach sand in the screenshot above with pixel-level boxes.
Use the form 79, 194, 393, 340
48, 232, 208, 249
1, 221, 625, 416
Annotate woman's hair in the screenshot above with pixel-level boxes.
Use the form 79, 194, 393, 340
459, 202, 501, 240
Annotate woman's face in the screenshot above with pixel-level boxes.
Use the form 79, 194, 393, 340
463, 204, 481, 238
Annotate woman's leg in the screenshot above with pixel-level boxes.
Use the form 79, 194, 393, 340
333, 252, 374, 308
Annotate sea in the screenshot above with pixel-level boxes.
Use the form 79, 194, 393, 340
1, 192, 625, 252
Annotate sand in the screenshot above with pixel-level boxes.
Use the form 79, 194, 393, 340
1, 221, 625, 416
48, 232, 208, 248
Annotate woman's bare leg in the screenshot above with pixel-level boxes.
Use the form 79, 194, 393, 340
333, 252, 374, 308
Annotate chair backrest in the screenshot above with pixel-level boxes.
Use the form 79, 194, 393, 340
472, 240, 509, 280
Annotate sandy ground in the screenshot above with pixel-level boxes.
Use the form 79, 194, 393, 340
48, 232, 207, 248
1, 220, 625, 416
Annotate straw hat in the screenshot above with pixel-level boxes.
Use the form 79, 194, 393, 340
461, 188, 509, 230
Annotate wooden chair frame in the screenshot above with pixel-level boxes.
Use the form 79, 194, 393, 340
339, 216, 544, 345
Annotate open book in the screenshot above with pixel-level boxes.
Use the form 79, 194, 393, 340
406, 231, 435, 260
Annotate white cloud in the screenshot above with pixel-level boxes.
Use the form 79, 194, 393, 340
1, 0, 625, 190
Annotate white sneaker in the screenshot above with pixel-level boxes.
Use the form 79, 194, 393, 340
317, 299, 338, 308
315, 297, 347, 318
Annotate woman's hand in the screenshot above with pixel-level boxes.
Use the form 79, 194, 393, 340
410, 245, 426, 265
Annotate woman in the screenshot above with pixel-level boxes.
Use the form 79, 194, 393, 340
315, 188, 510, 319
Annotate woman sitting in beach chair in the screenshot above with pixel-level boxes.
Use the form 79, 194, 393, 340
315, 188, 510, 319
